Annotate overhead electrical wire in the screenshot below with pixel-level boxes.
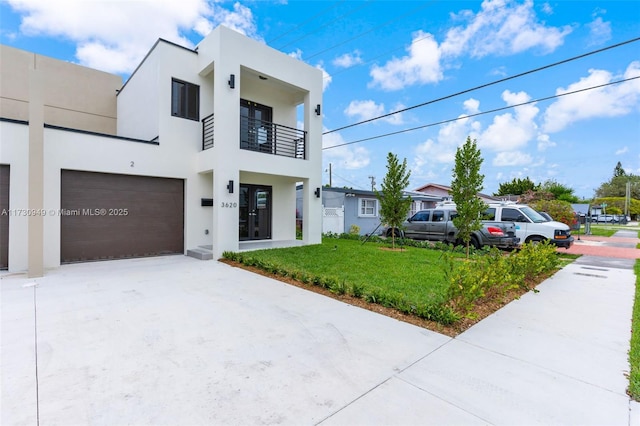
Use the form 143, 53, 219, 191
303, 1, 436, 61
323, 36, 640, 135
277, 0, 375, 50
329, 172, 363, 190
267, 0, 345, 44
322, 75, 640, 150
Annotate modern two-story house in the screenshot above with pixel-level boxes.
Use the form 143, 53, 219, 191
0, 25, 323, 276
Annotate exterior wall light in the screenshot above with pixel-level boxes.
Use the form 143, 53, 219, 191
315, 187, 321, 198
228, 74, 235, 89
315, 104, 321, 116
227, 180, 234, 193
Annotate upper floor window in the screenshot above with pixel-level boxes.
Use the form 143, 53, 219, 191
171, 78, 199, 121
359, 198, 377, 217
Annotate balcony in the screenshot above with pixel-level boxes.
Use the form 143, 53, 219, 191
201, 114, 306, 159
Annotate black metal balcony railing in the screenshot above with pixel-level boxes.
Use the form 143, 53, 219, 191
201, 114, 306, 159
240, 115, 306, 159
202, 113, 214, 150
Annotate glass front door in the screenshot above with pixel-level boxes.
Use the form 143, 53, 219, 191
239, 184, 272, 240
240, 99, 273, 153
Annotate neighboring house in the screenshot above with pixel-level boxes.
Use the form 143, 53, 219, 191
296, 187, 442, 236
414, 183, 500, 204
0, 26, 323, 275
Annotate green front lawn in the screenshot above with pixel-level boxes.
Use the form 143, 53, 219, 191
231, 238, 450, 307
224, 236, 562, 333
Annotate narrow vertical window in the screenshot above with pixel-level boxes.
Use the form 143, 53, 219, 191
171, 78, 199, 120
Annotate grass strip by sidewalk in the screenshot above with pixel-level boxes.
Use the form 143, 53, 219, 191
630, 259, 640, 400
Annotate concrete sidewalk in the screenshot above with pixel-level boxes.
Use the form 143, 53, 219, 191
1, 250, 637, 425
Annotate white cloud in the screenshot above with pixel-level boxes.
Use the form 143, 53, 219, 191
616, 147, 628, 155
541, 3, 553, 15
536, 134, 556, 151
412, 110, 481, 177
6, 0, 259, 74
344, 100, 384, 121
322, 130, 370, 170
493, 151, 532, 166
369, 30, 443, 91
316, 63, 332, 92
587, 16, 611, 46
440, 0, 572, 58
368, 0, 571, 91
543, 61, 640, 133
333, 50, 363, 68
479, 90, 539, 152
343, 100, 405, 125
288, 48, 303, 60
463, 98, 480, 114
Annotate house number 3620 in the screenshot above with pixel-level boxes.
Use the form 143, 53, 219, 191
221, 202, 237, 208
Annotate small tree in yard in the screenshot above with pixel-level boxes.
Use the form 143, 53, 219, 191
376, 152, 412, 249
451, 137, 487, 258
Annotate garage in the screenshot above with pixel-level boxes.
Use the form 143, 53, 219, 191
61, 170, 184, 263
0, 165, 8, 270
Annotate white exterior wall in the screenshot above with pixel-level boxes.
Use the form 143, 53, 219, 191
0, 25, 323, 272
196, 26, 323, 256
41, 127, 197, 269
0, 122, 29, 271
116, 49, 160, 141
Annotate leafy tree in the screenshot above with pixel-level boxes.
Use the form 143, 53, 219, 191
529, 199, 575, 226
595, 175, 640, 199
375, 152, 412, 249
518, 189, 553, 203
614, 161, 627, 177
593, 197, 640, 219
451, 137, 486, 258
494, 177, 540, 196
540, 179, 579, 203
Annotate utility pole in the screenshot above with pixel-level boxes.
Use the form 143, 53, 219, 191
368, 175, 376, 191
329, 163, 332, 187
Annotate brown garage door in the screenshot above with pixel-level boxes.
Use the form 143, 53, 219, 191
61, 170, 184, 263
0, 165, 9, 270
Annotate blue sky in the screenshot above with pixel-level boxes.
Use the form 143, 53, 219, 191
1, 0, 639, 198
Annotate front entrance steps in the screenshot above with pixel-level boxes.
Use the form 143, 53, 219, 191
186, 245, 213, 261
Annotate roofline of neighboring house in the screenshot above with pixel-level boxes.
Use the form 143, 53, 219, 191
414, 182, 499, 201
320, 186, 444, 201
0, 117, 159, 145
118, 38, 197, 95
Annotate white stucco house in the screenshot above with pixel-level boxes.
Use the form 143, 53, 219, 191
0, 26, 323, 276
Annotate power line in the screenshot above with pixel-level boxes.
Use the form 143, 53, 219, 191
323, 36, 640, 135
267, 1, 345, 44
322, 75, 640, 150
304, 1, 436, 61
330, 171, 366, 190
277, 1, 375, 50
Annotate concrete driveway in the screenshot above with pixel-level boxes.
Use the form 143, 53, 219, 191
1, 253, 637, 425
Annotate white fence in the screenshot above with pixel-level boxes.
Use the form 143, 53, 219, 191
322, 205, 344, 234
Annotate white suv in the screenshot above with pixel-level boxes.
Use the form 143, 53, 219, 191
484, 202, 574, 248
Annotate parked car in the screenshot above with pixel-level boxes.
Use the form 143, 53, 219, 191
381, 208, 520, 249
485, 202, 574, 248
594, 214, 618, 223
